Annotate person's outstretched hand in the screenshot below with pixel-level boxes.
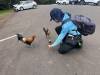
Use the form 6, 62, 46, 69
48, 45, 52, 48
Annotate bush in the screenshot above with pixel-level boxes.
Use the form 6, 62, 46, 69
0, 3, 8, 10
0, 0, 20, 9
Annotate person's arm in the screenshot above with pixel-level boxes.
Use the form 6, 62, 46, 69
50, 25, 69, 47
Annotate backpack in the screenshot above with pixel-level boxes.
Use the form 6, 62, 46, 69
62, 15, 96, 36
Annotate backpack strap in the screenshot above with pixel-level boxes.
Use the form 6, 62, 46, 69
62, 19, 79, 36
61, 18, 71, 25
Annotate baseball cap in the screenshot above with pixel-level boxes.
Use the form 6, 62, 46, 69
50, 8, 64, 21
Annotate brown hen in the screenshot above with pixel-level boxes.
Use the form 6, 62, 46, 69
17, 33, 36, 45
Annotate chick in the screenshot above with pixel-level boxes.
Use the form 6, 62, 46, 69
16, 33, 36, 46
43, 27, 52, 44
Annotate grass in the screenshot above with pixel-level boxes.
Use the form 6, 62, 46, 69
0, 9, 13, 17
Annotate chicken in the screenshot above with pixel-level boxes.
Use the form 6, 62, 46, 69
16, 33, 36, 46
43, 27, 50, 38
43, 27, 52, 44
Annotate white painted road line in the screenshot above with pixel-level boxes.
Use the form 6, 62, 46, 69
0, 35, 17, 42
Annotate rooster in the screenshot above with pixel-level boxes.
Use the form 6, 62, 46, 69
43, 27, 50, 38
16, 33, 36, 46
43, 27, 52, 44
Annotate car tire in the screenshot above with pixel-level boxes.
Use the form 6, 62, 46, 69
15, 9, 19, 12
20, 7, 24, 11
57, 2, 60, 5
13, 9, 18, 12
32, 5, 37, 9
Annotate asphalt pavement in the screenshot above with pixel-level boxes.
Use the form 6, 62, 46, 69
0, 5, 100, 75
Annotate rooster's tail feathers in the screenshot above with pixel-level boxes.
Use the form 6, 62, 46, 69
16, 33, 23, 41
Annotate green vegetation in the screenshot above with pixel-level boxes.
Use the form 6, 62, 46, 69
0, 9, 12, 17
